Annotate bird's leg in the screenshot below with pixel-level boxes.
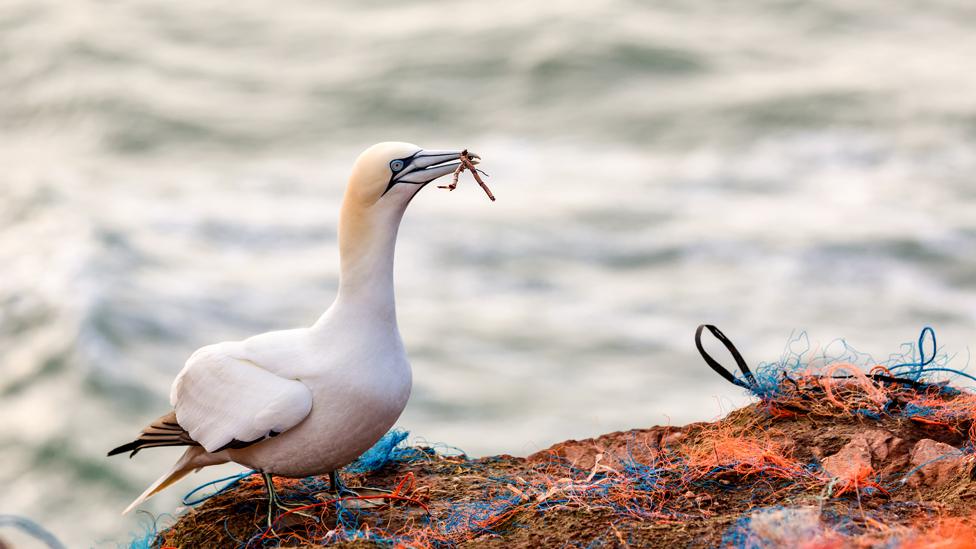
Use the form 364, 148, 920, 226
329, 470, 360, 497
330, 470, 392, 498
262, 472, 280, 529
262, 473, 316, 529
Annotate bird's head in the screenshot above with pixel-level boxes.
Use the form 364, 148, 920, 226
345, 142, 475, 208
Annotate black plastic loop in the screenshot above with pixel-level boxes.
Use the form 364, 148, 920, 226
695, 324, 757, 390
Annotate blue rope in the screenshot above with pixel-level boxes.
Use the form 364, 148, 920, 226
903, 368, 976, 385
344, 429, 410, 474
182, 470, 256, 506
0, 515, 66, 549
888, 326, 936, 381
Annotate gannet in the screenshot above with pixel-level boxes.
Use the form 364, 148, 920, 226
108, 142, 477, 520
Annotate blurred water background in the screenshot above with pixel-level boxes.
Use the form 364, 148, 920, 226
2, 0, 976, 545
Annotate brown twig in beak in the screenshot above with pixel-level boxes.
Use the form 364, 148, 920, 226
439, 150, 495, 202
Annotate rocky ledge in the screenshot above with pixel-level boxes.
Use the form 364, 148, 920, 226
156, 386, 976, 548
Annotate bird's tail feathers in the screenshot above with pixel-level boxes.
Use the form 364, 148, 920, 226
122, 447, 225, 515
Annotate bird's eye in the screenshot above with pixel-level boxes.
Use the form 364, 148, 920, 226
390, 160, 405, 172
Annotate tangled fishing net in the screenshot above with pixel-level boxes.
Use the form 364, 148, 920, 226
144, 326, 976, 548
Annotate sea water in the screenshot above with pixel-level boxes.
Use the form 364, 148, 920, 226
1, 0, 975, 544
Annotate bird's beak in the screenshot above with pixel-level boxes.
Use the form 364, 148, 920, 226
393, 149, 479, 184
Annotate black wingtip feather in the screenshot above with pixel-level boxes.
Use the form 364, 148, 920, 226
107, 441, 141, 458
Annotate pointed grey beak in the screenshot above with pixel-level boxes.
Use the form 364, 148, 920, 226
393, 149, 478, 184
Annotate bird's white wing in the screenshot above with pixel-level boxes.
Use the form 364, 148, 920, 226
170, 343, 313, 453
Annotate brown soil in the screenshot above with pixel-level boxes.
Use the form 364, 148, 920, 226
158, 402, 976, 548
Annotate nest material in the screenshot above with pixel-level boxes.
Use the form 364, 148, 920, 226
157, 369, 976, 548
438, 150, 495, 201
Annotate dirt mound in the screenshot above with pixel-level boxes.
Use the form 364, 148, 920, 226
156, 400, 975, 548
155, 327, 976, 548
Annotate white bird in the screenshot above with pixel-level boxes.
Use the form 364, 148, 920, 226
109, 142, 476, 521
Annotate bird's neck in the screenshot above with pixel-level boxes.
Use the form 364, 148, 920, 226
330, 197, 407, 322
